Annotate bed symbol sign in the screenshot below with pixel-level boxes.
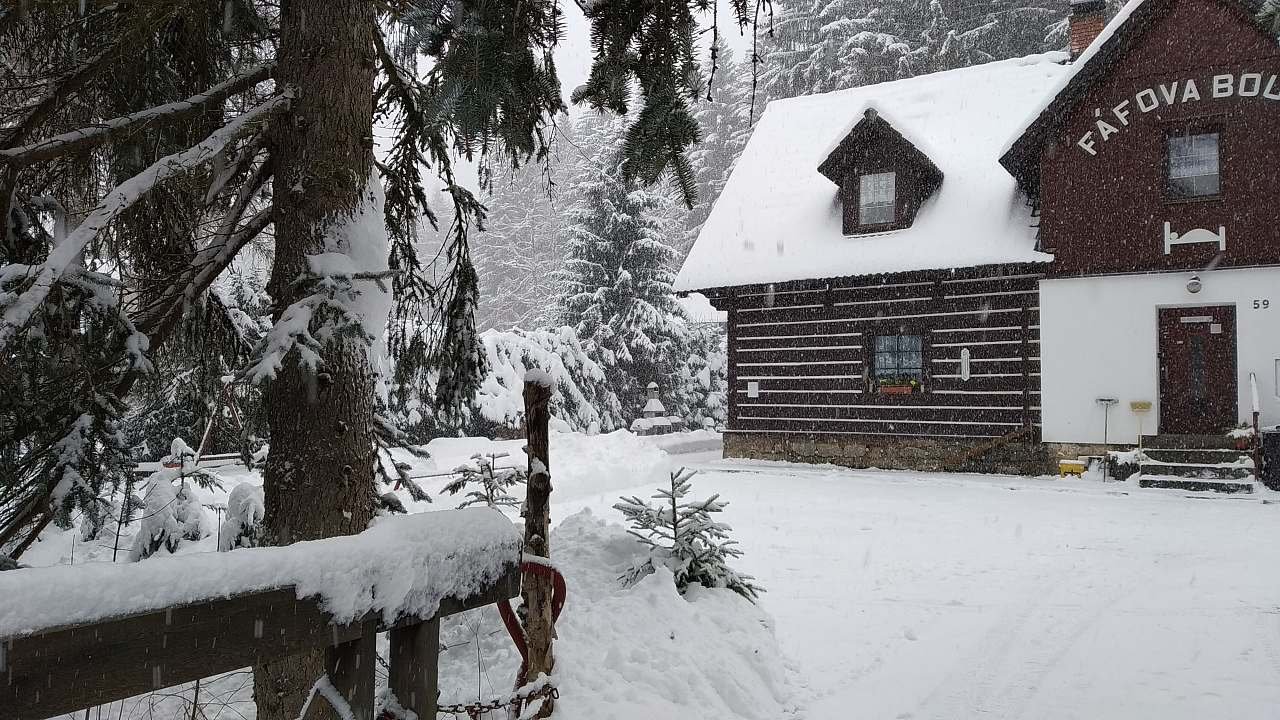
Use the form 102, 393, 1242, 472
1163, 222, 1225, 255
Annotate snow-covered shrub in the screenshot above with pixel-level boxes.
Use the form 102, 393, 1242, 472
218, 482, 265, 551
130, 475, 208, 560
388, 321, 725, 440
442, 452, 525, 510
614, 467, 761, 602
129, 438, 221, 561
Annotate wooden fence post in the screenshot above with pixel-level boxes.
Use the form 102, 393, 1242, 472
522, 376, 555, 717
388, 618, 440, 719
325, 619, 377, 720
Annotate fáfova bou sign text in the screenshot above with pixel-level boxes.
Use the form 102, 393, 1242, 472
1077, 71, 1280, 156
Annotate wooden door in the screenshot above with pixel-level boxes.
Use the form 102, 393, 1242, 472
1157, 305, 1237, 434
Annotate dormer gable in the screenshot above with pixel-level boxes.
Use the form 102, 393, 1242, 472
818, 108, 944, 236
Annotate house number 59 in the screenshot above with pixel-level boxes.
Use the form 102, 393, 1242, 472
1254, 299, 1271, 309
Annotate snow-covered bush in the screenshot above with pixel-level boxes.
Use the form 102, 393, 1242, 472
388, 317, 725, 440
218, 482, 265, 551
614, 467, 761, 602
130, 475, 208, 560
442, 452, 525, 510
129, 438, 221, 561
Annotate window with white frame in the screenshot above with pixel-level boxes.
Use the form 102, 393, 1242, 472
1167, 131, 1220, 199
859, 171, 896, 226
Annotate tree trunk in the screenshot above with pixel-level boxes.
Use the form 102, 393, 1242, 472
522, 379, 555, 717
253, 2, 378, 720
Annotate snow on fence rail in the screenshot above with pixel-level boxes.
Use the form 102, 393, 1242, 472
0, 508, 522, 720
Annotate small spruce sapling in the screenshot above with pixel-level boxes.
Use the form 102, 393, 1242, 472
614, 467, 762, 602
442, 453, 526, 510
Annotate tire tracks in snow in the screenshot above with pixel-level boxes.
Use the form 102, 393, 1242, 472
904, 577, 1134, 720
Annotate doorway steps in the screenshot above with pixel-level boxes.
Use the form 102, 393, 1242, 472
1134, 434, 1256, 493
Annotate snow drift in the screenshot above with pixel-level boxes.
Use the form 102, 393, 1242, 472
436, 509, 793, 720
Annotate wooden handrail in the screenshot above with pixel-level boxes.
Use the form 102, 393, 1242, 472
1, 516, 522, 720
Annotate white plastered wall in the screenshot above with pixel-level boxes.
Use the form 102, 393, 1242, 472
1040, 267, 1280, 445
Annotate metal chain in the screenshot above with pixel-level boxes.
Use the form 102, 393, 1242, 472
436, 684, 559, 719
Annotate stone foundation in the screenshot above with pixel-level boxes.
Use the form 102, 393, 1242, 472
724, 432, 1054, 476
1043, 442, 1134, 461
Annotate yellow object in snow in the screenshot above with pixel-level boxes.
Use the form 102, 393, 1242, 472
1059, 459, 1087, 477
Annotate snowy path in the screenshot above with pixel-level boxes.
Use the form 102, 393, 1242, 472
559, 456, 1280, 720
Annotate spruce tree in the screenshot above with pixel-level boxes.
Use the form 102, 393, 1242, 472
470, 129, 573, 331
614, 467, 761, 602
684, 40, 755, 254
758, 0, 1070, 103
558, 114, 690, 419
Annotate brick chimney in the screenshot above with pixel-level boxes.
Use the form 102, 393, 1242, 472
1069, 0, 1107, 60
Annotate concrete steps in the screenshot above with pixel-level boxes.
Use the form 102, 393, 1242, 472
1139, 446, 1249, 465
1132, 434, 1257, 494
1137, 475, 1256, 494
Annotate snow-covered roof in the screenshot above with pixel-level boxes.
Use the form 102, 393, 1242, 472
675, 53, 1071, 292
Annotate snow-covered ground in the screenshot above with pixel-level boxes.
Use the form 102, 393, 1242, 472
19, 430, 1280, 719
634, 460, 1280, 720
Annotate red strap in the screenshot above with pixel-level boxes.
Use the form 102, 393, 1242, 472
499, 559, 567, 692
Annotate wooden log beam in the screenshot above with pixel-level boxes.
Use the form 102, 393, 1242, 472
326, 619, 377, 720
0, 563, 519, 720
387, 618, 440, 719
522, 376, 556, 717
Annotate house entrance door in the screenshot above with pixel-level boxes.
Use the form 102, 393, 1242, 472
1157, 305, 1237, 435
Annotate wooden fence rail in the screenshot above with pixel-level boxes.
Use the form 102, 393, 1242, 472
1, 536, 521, 720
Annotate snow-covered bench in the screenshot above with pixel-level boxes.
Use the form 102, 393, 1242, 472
0, 508, 521, 720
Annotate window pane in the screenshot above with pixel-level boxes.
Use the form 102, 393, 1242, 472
859, 172, 896, 225
874, 335, 924, 382
1189, 334, 1205, 401
1168, 132, 1219, 198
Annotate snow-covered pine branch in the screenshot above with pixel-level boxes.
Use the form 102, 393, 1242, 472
243, 176, 392, 384
0, 63, 275, 167
0, 91, 293, 352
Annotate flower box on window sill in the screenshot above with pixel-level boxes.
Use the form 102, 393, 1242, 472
877, 384, 919, 395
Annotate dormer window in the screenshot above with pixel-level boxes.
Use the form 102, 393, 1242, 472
859, 172, 896, 226
818, 108, 942, 236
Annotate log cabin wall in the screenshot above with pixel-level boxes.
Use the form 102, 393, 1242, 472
704, 265, 1048, 471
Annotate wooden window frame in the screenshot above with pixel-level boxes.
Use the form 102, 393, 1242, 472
866, 324, 930, 398
1163, 119, 1224, 205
